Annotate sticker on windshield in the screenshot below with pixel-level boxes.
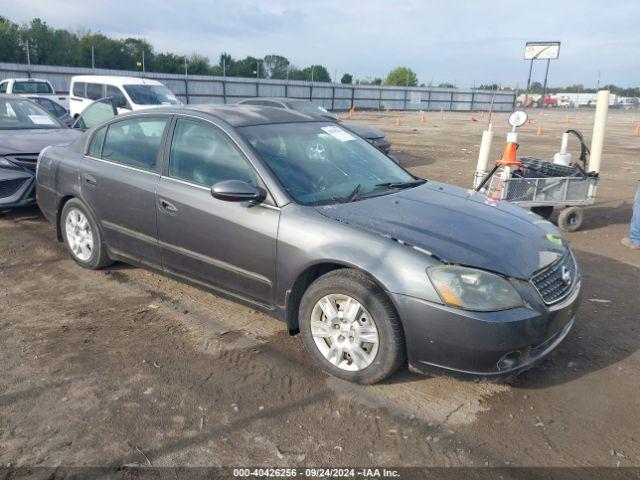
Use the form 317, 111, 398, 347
28, 115, 55, 125
321, 125, 355, 142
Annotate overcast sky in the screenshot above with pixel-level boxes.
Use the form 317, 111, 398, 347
4, 0, 639, 87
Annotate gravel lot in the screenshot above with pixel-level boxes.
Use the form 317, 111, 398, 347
1, 108, 639, 468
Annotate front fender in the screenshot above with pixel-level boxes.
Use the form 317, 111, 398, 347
275, 204, 443, 311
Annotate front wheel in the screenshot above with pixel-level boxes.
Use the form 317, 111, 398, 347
299, 269, 406, 384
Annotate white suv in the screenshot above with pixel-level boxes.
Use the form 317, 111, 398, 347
69, 75, 181, 118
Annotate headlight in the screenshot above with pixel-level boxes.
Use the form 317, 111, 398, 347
0, 157, 17, 168
427, 266, 523, 311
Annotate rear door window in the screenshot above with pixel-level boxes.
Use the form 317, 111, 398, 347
0, 82, 7, 93
72, 82, 86, 97
102, 117, 168, 171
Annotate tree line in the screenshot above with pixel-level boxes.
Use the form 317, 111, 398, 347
0, 16, 434, 87
0, 17, 336, 81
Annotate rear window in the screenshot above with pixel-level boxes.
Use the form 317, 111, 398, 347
88, 126, 107, 157
72, 82, 86, 97
12, 81, 54, 94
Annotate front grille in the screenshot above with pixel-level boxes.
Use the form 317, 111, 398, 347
531, 253, 578, 305
0, 178, 26, 198
6, 154, 39, 172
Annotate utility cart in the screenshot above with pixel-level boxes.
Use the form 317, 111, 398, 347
484, 156, 599, 232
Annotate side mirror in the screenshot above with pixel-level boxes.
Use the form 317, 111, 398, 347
211, 180, 265, 203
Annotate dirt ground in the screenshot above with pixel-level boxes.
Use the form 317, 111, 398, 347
0, 108, 639, 470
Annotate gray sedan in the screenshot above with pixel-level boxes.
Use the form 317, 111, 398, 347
36, 105, 580, 384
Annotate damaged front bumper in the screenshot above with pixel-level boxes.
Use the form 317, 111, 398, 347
392, 279, 581, 377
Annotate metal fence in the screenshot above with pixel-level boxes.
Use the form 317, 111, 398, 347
0, 62, 516, 112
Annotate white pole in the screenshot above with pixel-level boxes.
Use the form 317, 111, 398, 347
474, 124, 494, 189
589, 90, 609, 174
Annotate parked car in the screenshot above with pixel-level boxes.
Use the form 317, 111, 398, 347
238, 97, 391, 153
0, 78, 68, 109
28, 96, 74, 126
69, 75, 181, 118
37, 104, 580, 384
0, 95, 81, 209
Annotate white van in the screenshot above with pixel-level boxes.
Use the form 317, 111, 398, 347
68, 75, 181, 118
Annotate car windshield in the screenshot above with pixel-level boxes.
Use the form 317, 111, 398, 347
288, 102, 338, 120
0, 97, 62, 130
240, 122, 418, 205
12, 81, 54, 94
122, 84, 181, 105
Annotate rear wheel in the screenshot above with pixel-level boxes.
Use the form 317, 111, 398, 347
299, 269, 405, 384
61, 199, 112, 269
557, 207, 584, 232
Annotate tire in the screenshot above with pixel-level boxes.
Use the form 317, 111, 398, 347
61, 199, 112, 269
557, 207, 584, 232
299, 269, 405, 384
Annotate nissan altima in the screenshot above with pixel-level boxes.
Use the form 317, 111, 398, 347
36, 105, 580, 384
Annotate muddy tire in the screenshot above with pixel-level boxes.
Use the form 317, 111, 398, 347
299, 269, 405, 384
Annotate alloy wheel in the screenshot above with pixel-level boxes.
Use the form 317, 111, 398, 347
65, 208, 94, 262
310, 294, 379, 371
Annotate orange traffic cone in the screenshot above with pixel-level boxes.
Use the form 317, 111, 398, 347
420, 113, 426, 122
396, 117, 401, 126
635, 124, 640, 136
496, 141, 521, 167
536, 126, 543, 136
565, 116, 571, 123
480, 111, 485, 119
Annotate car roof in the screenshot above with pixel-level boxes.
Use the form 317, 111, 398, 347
2, 78, 50, 83
240, 97, 313, 105
70, 75, 165, 86
134, 104, 319, 127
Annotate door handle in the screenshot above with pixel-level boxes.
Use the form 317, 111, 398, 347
159, 199, 178, 214
84, 174, 97, 186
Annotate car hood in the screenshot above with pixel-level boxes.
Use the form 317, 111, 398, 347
314, 181, 568, 280
341, 121, 386, 140
0, 128, 82, 155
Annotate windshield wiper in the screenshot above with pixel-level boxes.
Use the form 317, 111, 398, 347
376, 179, 426, 189
345, 183, 362, 202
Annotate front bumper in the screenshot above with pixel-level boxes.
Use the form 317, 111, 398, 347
393, 280, 581, 376
0, 168, 36, 209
